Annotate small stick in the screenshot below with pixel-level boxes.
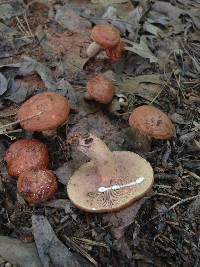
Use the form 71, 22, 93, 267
0, 111, 43, 130
16, 16, 28, 35
23, 14, 33, 36
187, 170, 200, 181
148, 195, 199, 222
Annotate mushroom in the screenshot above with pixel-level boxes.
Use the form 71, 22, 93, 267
17, 92, 70, 132
85, 74, 115, 104
67, 133, 154, 213
17, 168, 57, 203
128, 105, 175, 152
86, 24, 124, 62
5, 139, 49, 177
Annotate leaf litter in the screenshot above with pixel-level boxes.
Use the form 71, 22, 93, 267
0, 0, 200, 266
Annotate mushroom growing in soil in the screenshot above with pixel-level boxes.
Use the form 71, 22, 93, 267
86, 74, 115, 104
17, 168, 57, 204
87, 24, 125, 62
128, 105, 175, 152
5, 139, 49, 177
17, 92, 70, 132
67, 133, 154, 213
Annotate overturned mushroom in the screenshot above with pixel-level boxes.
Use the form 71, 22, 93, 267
87, 24, 124, 62
128, 105, 175, 152
67, 133, 154, 213
17, 92, 70, 132
17, 168, 57, 204
86, 74, 115, 104
5, 139, 49, 177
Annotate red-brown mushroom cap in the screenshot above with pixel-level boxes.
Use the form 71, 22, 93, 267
67, 134, 154, 213
17, 168, 57, 204
91, 24, 120, 49
17, 92, 70, 132
86, 74, 114, 104
5, 139, 49, 177
129, 105, 175, 139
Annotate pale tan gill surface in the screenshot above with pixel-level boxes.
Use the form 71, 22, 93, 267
67, 151, 154, 213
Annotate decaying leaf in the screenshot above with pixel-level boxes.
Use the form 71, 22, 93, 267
47, 29, 90, 75
103, 198, 146, 239
32, 215, 81, 267
0, 0, 24, 20
117, 74, 164, 101
19, 57, 57, 90
0, 73, 8, 95
46, 199, 72, 214
0, 236, 42, 267
124, 37, 158, 63
54, 5, 91, 32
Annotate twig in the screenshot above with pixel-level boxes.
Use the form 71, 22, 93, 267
154, 193, 182, 201
16, 16, 28, 35
0, 111, 43, 130
187, 170, 200, 181
148, 195, 199, 222
63, 235, 98, 267
23, 14, 33, 37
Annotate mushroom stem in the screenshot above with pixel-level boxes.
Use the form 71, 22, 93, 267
126, 128, 152, 153
86, 42, 101, 58
78, 134, 119, 184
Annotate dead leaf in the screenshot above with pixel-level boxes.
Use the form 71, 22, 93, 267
124, 37, 158, 63
0, 1, 24, 20
32, 215, 81, 267
47, 30, 90, 75
19, 57, 57, 90
46, 199, 72, 214
0, 236, 42, 267
0, 73, 8, 95
103, 198, 146, 239
152, 1, 182, 20
143, 22, 163, 37
54, 5, 91, 32
117, 74, 164, 101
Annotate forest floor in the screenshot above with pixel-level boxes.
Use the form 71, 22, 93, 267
0, 0, 200, 266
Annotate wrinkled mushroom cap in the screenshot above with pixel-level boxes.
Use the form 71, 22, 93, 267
5, 139, 49, 177
17, 92, 70, 132
17, 168, 57, 203
86, 74, 114, 104
67, 151, 153, 213
129, 105, 174, 139
91, 24, 120, 49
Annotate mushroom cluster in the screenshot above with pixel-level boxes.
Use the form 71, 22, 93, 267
67, 133, 154, 213
5, 139, 57, 204
4, 91, 70, 203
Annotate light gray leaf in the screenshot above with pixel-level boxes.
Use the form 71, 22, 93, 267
32, 215, 81, 267
19, 57, 57, 90
0, 236, 42, 267
0, 1, 24, 20
54, 5, 91, 32
124, 38, 158, 63
0, 73, 8, 95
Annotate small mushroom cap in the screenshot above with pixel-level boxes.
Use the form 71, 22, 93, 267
5, 139, 49, 177
91, 24, 120, 49
67, 151, 153, 213
17, 92, 70, 132
129, 105, 174, 139
17, 168, 57, 204
86, 74, 114, 104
